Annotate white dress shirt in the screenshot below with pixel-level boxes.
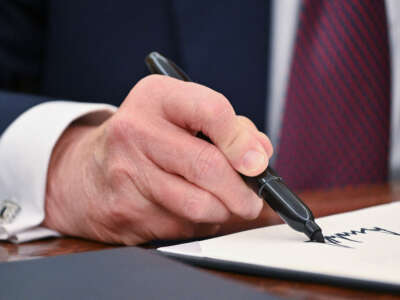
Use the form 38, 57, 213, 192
0, 0, 399, 242
0, 102, 116, 242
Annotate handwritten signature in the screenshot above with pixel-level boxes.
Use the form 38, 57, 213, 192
322, 226, 400, 248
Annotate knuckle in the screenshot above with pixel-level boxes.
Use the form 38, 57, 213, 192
231, 195, 249, 216
182, 198, 205, 223
107, 160, 131, 192
189, 145, 224, 183
135, 74, 165, 91
102, 162, 147, 227
238, 115, 257, 129
105, 114, 150, 154
262, 133, 274, 156
106, 116, 133, 147
133, 74, 173, 102
181, 192, 210, 223
123, 75, 166, 113
154, 183, 175, 206
238, 193, 263, 220
104, 198, 130, 228
204, 93, 233, 120
221, 184, 258, 219
194, 93, 233, 130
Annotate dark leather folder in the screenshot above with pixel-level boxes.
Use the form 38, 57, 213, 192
0, 247, 279, 300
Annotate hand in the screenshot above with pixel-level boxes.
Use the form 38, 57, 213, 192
43, 75, 273, 245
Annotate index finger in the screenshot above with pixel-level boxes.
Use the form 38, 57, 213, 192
160, 77, 271, 176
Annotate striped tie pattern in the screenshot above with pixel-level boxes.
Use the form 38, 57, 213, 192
275, 0, 391, 191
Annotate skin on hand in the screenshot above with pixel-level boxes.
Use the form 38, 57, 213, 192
43, 75, 273, 245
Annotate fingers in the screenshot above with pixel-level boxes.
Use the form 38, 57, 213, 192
142, 121, 263, 220
98, 159, 225, 244
156, 77, 273, 176
105, 178, 224, 244
144, 162, 231, 223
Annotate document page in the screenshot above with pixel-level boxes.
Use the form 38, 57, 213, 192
159, 202, 400, 287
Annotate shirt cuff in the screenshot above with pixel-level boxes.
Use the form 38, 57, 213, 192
0, 101, 117, 243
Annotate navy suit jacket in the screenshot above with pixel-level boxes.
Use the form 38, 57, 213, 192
0, 1, 271, 135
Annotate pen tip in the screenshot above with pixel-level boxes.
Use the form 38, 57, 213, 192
311, 230, 325, 243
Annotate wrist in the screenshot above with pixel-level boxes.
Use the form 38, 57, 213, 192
43, 123, 97, 235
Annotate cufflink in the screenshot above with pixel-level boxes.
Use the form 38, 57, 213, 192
0, 199, 20, 225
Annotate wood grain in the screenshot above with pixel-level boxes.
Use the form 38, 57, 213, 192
1, 182, 399, 299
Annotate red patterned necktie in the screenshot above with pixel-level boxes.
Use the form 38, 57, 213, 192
274, 0, 391, 191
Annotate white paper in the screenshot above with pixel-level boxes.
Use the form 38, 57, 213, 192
159, 202, 400, 286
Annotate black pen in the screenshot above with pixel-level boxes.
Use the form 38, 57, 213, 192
145, 51, 325, 243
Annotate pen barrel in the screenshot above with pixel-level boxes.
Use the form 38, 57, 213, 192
145, 52, 191, 81
243, 167, 316, 235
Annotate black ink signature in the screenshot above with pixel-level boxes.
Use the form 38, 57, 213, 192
321, 226, 400, 248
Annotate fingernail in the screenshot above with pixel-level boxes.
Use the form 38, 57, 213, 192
242, 150, 266, 173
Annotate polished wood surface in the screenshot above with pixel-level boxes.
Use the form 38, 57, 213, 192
1, 182, 400, 299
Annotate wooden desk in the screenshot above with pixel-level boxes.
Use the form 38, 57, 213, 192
1, 183, 400, 299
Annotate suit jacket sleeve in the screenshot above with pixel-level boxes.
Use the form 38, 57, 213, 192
0, 91, 49, 135
0, 0, 48, 135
